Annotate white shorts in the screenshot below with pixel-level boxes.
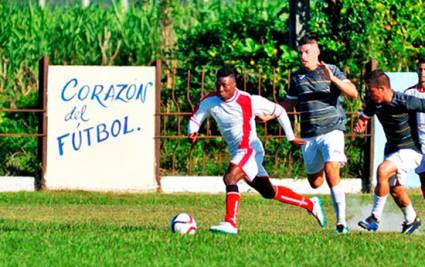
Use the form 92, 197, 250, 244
301, 130, 347, 175
416, 154, 425, 174
386, 148, 424, 186
230, 140, 268, 182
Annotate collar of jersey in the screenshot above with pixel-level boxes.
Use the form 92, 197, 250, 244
224, 89, 240, 103
417, 84, 425, 92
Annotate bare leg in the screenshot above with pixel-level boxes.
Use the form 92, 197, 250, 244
307, 169, 325, 189
390, 184, 411, 208
371, 161, 398, 220
390, 183, 417, 224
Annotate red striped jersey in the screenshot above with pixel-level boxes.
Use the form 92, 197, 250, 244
188, 89, 295, 156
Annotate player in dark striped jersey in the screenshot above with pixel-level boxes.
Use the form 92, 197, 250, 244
283, 35, 358, 235
355, 69, 423, 234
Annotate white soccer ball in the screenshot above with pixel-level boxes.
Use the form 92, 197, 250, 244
170, 213, 197, 234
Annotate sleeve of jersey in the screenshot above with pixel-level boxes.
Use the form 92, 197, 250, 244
399, 93, 425, 112
360, 100, 375, 119
252, 96, 295, 141
332, 65, 348, 81
286, 77, 298, 100
188, 100, 209, 134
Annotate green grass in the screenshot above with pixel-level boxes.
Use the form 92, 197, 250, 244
0, 191, 423, 266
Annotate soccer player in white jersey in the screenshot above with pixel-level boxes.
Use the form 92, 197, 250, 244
188, 66, 326, 235
404, 57, 425, 198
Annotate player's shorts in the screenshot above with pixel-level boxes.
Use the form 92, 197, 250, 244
230, 140, 268, 182
301, 129, 347, 175
386, 148, 423, 186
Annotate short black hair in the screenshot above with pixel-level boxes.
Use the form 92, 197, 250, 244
216, 65, 237, 80
418, 57, 425, 65
365, 69, 391, 88
298, 33, 318, 46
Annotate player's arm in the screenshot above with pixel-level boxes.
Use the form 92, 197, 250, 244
397, 93, 425, 113
353, 114, 369, 133
256, 98, 298, 122
188, 100, 210, 143
255, 97, 297, 123
256, 114, 276, 122
319, 62, 358, 99
354, 101, 375, 133
252, 95, 305, 145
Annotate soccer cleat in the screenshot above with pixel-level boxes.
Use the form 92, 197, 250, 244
310, 197, 326, 228
334, 224, 349, 235
358, 214, 380, 232
401, 217, 421, 235
209, 221, 238, 235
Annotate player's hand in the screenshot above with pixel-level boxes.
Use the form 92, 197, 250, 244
354, 117, 368, 133
318, 61, 334, 82
188, 132, 199, 143
290, 137, 307, 146
256, 114, 276, 122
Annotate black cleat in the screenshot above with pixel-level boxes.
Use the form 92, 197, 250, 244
401, 217, 421, 235
358, 214, 380, 232
334, 224, 349, 235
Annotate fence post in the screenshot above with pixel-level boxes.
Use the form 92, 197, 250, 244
37, 56, 49, 190
155, 60, 162, 191
289, 0, 310, 49
362, 59, 377, 192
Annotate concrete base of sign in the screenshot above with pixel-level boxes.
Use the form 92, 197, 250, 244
0, 177, 35, 192
161, 176, 362, 194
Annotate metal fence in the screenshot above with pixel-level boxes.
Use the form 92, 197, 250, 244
0, 59, 374, 191
159, 66, 373, 183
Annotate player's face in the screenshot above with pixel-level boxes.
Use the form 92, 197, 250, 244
300, 43, 320, 71
367, 84, 385, 103
216, 76, 236, 101
418, 63, 425, 85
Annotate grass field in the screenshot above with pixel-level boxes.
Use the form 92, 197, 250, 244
0, 191, 423, 266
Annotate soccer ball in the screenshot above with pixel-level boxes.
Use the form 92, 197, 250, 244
170, 213, 197, 234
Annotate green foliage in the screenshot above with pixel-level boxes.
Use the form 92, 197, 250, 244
310, 0, 425, 74
174, 0, 297, 89
0, 2, 162, 175
1, 0, 424, 178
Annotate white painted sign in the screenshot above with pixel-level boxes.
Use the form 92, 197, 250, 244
45, 66, 157, 191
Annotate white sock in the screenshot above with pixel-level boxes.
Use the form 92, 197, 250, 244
371, 193, 387, 221
401, 204, 416, 224
330, 183, 346, 226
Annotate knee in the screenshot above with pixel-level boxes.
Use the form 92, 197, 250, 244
377, 166, 391, 183
324, 162, 340, 173
223, 174, 238, 185
308, 175, 324, 189
377, 161, 397, 183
